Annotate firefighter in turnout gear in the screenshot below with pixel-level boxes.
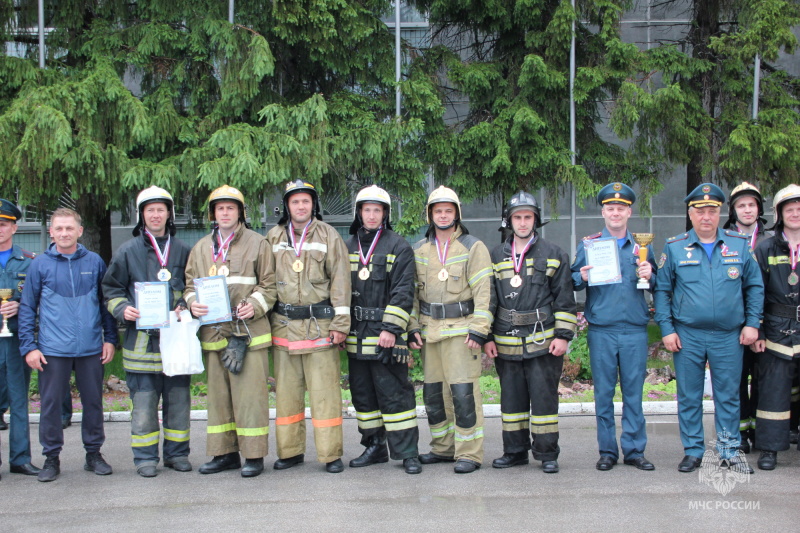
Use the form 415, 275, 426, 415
345, 185, 421, 474
723, 182, 771, 454
752, 184, 800, 470
184, 185, 276, 478
409, 186, 493, 474
268, 180, 351, 474
485, 191, 577, 474
103, 186, 192, 477
571, 183, 656, 472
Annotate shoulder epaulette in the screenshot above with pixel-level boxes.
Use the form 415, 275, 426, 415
723, 229, 747, 240
456, 234, 480, 250
582, 232, 602, 241
21, 249, 35, 259
666, 233, 689, 244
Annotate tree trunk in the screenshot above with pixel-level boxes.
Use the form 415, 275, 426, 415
76, 194, 113, 265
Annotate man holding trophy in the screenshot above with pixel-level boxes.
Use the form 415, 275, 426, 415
571, 182, 657, 471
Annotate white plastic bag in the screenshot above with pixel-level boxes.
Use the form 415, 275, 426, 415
160, 310, 204, 376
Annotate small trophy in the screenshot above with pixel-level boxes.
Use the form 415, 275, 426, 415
632, 233, 654, 290
0, 288, 14, 337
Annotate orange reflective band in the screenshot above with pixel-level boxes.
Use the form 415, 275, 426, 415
312, 416, 343, 428
275, 412, 305, 426
272, 336, 333, 350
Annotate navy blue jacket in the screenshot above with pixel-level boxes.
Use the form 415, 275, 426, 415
0, 245, 35, 333
19, 243, 118, 357
571, 228, 657, 328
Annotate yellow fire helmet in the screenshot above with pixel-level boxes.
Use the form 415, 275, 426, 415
134, 185, 175, 236
724, 181, 765, 230
208, 185, 247, 224
350, 185, 392, 234
773, 183, 800, 228
278, 179, 323, 225
426, 185, 462, 223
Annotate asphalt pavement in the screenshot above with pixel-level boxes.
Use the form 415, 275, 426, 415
1, 414, 798, 532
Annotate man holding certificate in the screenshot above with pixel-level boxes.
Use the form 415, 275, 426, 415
184, 185, 276, 478
484, 191, 576, 474
655, 183, 762, 474
571, 182, 656, 472
268, 180, 351, 474
102, 186, 192, 478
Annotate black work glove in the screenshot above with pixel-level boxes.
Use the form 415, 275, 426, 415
221, 335, 249, 374
378, 346, 393, 365
391, 344, 409, 365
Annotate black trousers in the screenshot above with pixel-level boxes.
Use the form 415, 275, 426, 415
755, 350, 799, 452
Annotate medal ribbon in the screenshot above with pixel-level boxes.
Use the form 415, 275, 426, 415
212, 231, 235, 264
511, 235, 537, 274
435, 236, 449, 268
784, 232, 800, 271
289, 220, 313, 257
143, 229, 171, 270
358, 226, 383, 267
738, 224, 758, 251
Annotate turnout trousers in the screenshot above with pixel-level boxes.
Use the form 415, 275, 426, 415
127, 372, 190, 466
739, 345, 759, 440
274, 347, 343, 463
673, 325, 742, 460
587, 324, 648, 461
755, 350, 799, 452
496, 354, 563, 462
422, 336, 484, 464
38, 354, 105, 457
0, 336, 33, 466
349, 357, 419, 460
205, 348, 270, 459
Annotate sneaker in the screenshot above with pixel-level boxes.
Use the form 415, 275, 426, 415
38, 456, 61, 482
84, 452, 113, 475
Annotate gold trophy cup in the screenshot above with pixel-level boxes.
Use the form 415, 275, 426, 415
632, 233, 654, 290
0, 288, 14, 337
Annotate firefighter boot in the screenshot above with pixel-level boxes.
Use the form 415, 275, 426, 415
349, 435, 389, 468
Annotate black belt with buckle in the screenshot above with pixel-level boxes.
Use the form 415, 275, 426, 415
274, 300, 334, 320
496, 305, 551, 326
352, 306, 384, 322
419, 299, 474, 320
766, 303, 800, 321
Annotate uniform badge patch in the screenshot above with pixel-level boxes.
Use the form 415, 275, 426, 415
17, 281, 23, 293
658, 253, 667, 268
727, 266, 740, 279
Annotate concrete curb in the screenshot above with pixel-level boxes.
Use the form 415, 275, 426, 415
20, 400, 715, 423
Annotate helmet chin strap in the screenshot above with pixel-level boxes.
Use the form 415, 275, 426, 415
435, 220, 456, 231
514, 229, 534, 240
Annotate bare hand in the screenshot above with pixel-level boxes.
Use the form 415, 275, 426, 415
123, 306, 140, 321
740, 326, 758, 346
330, 330, 346, 347
0, 300, 20, 318
101, 342, 115, 364
190, 301, 208, 317
377, 330, 396, 349
174, 304, 186, 321
751, 339, 766, 353
464, 337, 481, 350
26, 349, 47, 371
549, 338, 568, 357
636, 259, 652, 281
409, 332, 423, 350
662, 333, 681, 353
580, 265, 593, 282
484, 341, 498, 359
236, 301, 255, 320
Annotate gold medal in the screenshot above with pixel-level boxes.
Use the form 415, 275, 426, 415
157, 268, 171, 282
510, 274, 522, 287
789, 272, 799, 286
292, 259, 304, 273
438, 268, 449, 281
208, 264, 217, 276
358, 267, 370, 280
218, 265, 229, 277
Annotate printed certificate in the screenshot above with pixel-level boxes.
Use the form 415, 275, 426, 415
194, 275, 232, 325
585, 237, 622, 286
135, 282, 170, 329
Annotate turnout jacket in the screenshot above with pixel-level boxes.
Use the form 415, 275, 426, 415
571, 228, 656, 328
408, 227, 493, 344
489, 234, 577, 359
0, 244, 34, 333
345, 227, 415, 359
184, 224, 275, 352
754, 233, 800, 360
19, 243, 118, 357
267, 218, 351, 353
654, 228, 764, 335
103, 232, 191, 373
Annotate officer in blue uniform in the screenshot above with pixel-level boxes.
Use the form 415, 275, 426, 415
572, 183, 656, 471
654, 183, 763, 474
0, 198, 40, 479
